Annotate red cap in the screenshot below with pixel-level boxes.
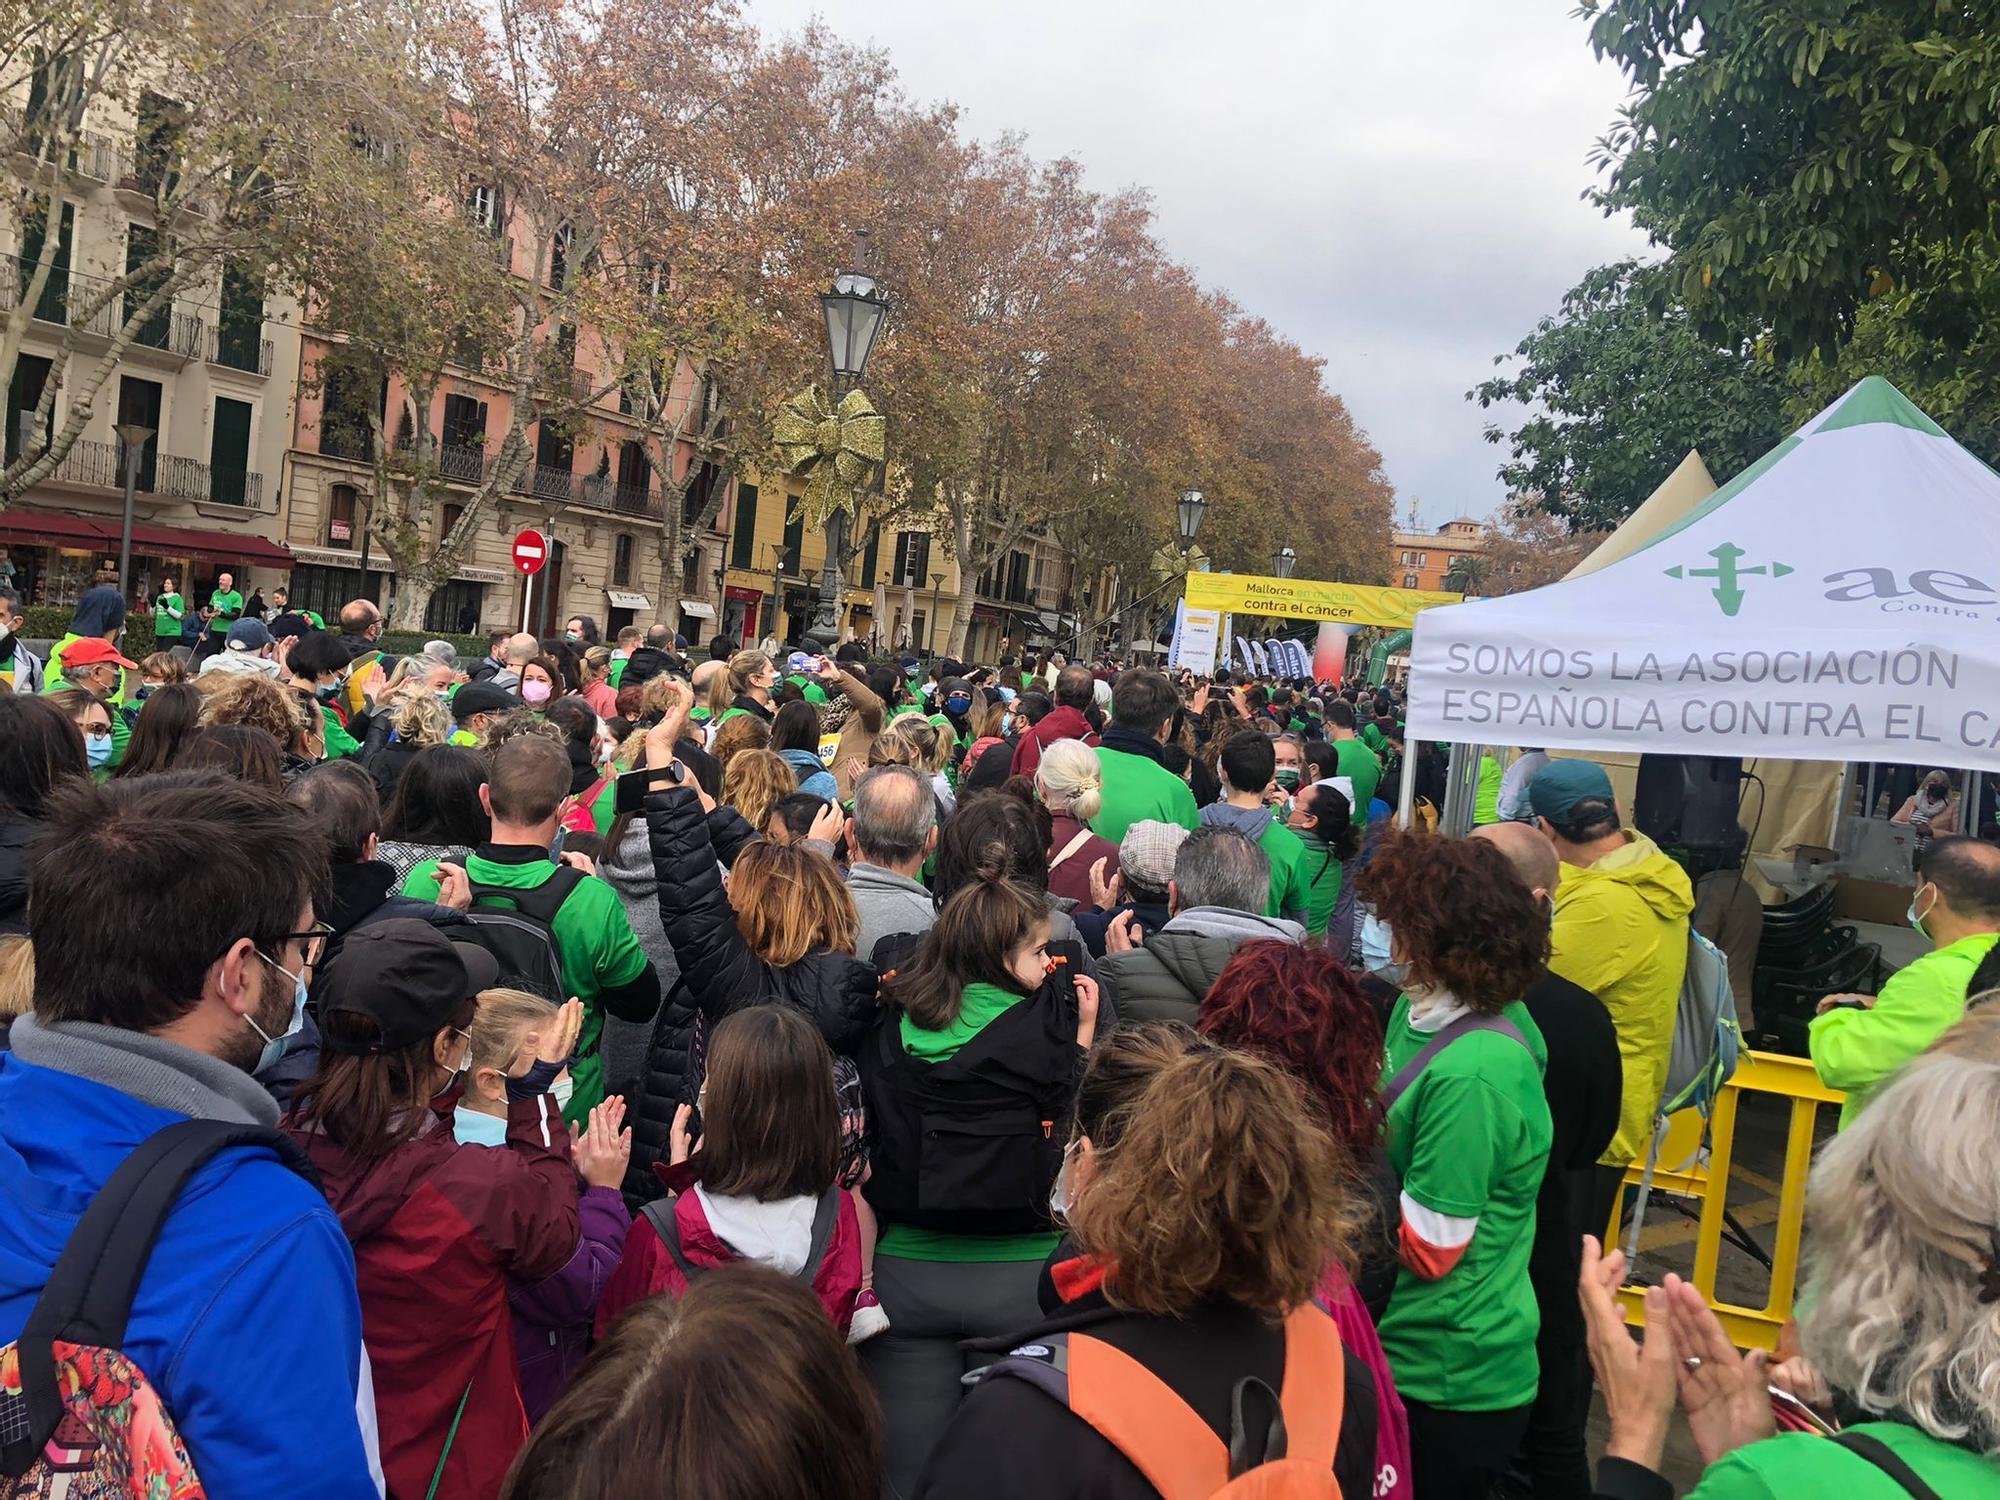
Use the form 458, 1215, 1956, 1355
64, 638, 137, 670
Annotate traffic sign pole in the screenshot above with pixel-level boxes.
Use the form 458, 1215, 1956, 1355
522, 569, 534, 634
511, 527, 549, 636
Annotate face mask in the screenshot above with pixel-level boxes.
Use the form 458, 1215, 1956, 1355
1049, 1138, 1082, 1219
0, 623, 10, 645
521, 680, 552, 706
1909, 884, 1937, 939
432, 1030, 472, 1099
564, 630, 581, 644
946, 695, 971, 717
1275, 767, 1301, 792
1358, 911, 1408, 988
315, 680, 342, 702
453, 1104, 509, 1147
435, 688, 453, 703
85, 734, 114, 770
1001, 713, 1016, 735
551, 1073, 575, 1110
248, 952, 309, 1073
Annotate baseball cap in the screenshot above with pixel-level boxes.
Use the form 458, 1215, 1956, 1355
225, 618, 273, 652
451, 681, 520, 720
899, 655, 920, 677
1528, 759, 1617, 823
317, 919, 500, 1054
62, 637, 136, 670
1119, 820, 1190, 893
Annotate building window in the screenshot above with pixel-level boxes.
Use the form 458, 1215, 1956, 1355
440, 500, 464, 542
731, 484, 758, 569
290, 562, 385, 616
466, 183, 499, 232
135, 91, 186, 198
116, 375, 162, 491
209, 396, 253, 505
1418, 552, 1427, 567
892, 530, 931, 588
124, 223, 170, 348
6, 354, 53, 463
1403, 573, 1418, 588
18, 199, 74, 325
425, 579, 484, 634
215, 264, 263, 372
860, 524, 879, 589
440, 393, 486, 481
781, 506, 804, 577
327, 483, 357, 545
615, 441, 651, 512
318, 365, 379, 460
549, 225, 572, 289
613, 532, 634, 586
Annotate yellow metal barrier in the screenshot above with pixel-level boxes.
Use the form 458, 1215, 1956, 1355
1604, 1049, 1844, 1351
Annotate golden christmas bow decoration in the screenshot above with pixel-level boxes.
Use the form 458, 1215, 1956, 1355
772, 385, 885, 529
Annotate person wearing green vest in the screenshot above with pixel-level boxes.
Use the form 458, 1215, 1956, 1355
207, 571, 244, 632
1811, 834, 2000, 1128
1360, 830, 1553, 1498
400, 735, 660, 1126
604, 624, 643, 690
1323, 699, 1382, 813
1473, 752, 1504, 826
1197, 734, 1310, 925
1091, 668, 1198, 844
153, 576, 188, 653
1285, 776, 1360, 938
1584, 1032, 2000, 1500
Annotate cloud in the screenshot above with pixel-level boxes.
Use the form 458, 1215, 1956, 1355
743, 0, 1651, 527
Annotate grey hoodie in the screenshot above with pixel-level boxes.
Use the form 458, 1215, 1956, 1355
848, 862, 936, 965
1197, 800, 1275, 842
597, 819, 673, 1099
1096, 904, 1304, 1029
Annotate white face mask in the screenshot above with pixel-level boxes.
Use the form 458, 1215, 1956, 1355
1359, 911, 1408, 988
1049, 1138, 1082, 1219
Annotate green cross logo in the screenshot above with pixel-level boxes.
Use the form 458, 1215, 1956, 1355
1665, 543, 1793, 617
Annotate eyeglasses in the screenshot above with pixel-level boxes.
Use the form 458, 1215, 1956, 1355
281, 920, 336, 966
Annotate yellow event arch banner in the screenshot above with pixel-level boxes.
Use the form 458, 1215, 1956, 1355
1184, 572, 1462, 628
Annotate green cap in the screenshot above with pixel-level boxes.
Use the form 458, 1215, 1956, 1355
1528, 758, 1615, 823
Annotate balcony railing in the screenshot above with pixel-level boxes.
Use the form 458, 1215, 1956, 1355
25, 432, 267, 510
208, 321, 272, 375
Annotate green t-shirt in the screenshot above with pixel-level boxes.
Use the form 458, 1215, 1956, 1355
1092, 745, 1200, 844
785, 674, 828, 704
1255, 819, 1311, 925
208, 588, 244, 627
154, 591, 186, 640
878, 981, 1065, 1265
401, 849, 650, 1125
320, 705, 360, 760
1296, 829, 1342, 938
1473, 754, 1503, 826
1682, 1423, 2000, 1499
1376, 994, 1552, 1411
607, 656, 629, 690
1360, 721, 1388, 755
1330, 738, 1381, 813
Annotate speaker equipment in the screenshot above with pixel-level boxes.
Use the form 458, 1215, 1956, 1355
1634, 753, 1744, 853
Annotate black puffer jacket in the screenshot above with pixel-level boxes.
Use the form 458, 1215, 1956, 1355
625, 786, 879, 1198
0, 814, 34, 936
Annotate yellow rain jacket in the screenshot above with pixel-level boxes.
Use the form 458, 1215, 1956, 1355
1548, 832, 1694, 1166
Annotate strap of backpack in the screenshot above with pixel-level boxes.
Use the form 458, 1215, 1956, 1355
9, 1121, 312, 1473
1379, 1013, 1531, 1114
1067, 1331, 1230, 1500
469, 863, 586, 925
1831, 1432, 1947, 1500
640, 1197, 705, 1285
1273, 1301, 1344, 1468
798, 1187, 842, 1286
1047, 827, 1095, 873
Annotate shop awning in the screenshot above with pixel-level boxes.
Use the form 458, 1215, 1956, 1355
605, 588, 651, 609
0, 508, 115, 545
677, 599, 715, 619
122, 522, 292, 568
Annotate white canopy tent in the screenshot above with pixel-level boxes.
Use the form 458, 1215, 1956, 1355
1406, 379, 2000, 806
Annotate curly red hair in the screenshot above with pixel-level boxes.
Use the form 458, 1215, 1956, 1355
1353, 828, 1549, 1011
1198, 940, 1384, 1158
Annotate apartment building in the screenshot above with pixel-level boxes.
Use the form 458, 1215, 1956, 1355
1, 91, 301, 612
1389, 515, 1486, 592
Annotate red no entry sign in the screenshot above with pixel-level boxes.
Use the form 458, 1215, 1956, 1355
511, 529, 548, 574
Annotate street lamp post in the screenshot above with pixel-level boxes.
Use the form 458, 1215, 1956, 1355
805, 235, 891, 653
112, 422, 154, 602
769, 541, 787, 644
929, 570, 946, 656
1177, 488, 1208, 551
1272, 546, 1297, 579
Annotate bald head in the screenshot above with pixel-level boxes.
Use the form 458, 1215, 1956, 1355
691, 659, 724, 695
1472, 820, 1561, 900
504, 632, 539, 666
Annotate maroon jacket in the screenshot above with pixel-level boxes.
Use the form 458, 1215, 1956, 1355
1011, 705, 1099, 780
289, 1092, 580, 1500
1046, 810, 1119, 909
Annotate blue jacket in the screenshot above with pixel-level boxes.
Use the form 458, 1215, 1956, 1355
778, 747, 840, 804
0, 1021, 382, 1498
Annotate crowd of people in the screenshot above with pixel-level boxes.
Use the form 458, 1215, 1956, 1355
1, 583, 1998, 1499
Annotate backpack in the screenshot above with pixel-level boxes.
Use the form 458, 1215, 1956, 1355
1623, 928, 1742, 1262
973, 1302, 1346, 1498
459, 866, 586, 1003
0, 1120, 314, 1496
638, 1187, 841, 1288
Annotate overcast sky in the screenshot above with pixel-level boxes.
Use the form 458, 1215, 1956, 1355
738, 0, 1652, 529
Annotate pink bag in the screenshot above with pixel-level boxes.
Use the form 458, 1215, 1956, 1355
1316, 1263, 1412, 1500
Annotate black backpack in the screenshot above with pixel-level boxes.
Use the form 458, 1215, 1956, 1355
0, 1121, 314, 1490
459, 866, 585, 1002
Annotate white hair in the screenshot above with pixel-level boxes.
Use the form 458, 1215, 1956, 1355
1035, 736, 1104, 823
1800, 1018, 2000, 1454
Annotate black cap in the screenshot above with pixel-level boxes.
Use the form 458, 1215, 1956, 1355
318, 919, 500, 1054
451, 681, 520, 721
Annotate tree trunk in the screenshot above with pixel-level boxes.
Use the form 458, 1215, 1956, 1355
386, 573, 439, 631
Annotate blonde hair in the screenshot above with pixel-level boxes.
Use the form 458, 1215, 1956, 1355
140, 652, 187, 684
867, 727, 922, 769
583, 645, 613, 684
707, 649, 770, 718
1798, 1017, 2000, 1454
709, 712, 769, 778
888, 712, 950, 774
390, 688, 451, 748
199, 672, 314, 750
467, 987, 557, 1079
727, 842, 859, 965
1035, 736, 1104, 823
0, 935, 32, 1022
723, 748, 796, 834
